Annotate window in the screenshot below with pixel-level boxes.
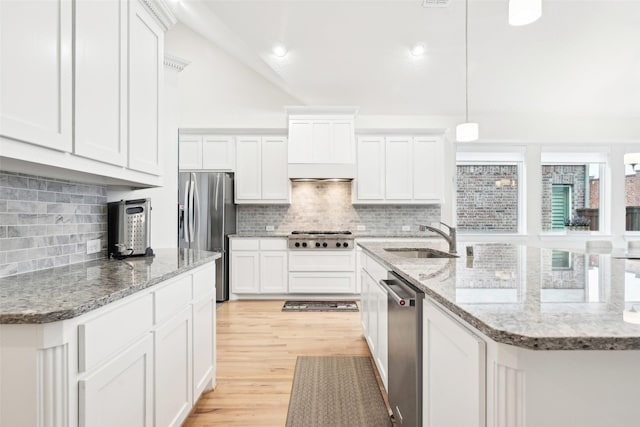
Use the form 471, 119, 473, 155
626, 164, 640, 231
456, 150, 524, 234
541, 162, 604, 232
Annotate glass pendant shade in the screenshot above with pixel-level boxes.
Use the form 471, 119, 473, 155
509, 0, 542, 26
456, 122, 479, 142
624, 153, 640, 168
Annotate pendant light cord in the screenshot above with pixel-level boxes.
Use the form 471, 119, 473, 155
465, 0, 469, 123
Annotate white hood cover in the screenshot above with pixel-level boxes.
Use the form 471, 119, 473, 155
288, 163, 355, 180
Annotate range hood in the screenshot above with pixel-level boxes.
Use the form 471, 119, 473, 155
288, 163, 355, 180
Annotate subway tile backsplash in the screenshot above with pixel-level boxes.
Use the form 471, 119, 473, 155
0, 171, 107, 277
237, 181, 441, 234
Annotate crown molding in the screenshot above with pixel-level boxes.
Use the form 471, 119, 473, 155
138, 0, 177, 32
285, 106, 359, 117
164, 54, 190, 72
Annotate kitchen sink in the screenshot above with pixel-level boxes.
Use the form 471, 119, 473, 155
383, 248, 459, 258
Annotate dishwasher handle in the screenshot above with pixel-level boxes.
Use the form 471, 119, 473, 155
380, 279, 414, 307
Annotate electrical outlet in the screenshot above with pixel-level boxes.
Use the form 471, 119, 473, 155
86, 239, 101, 255
265, 225, 275, 231
402, 225, 411, 231
356, 225, 366, 231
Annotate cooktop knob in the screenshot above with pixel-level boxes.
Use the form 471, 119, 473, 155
315, 242, 321, 247
343, 242, 349, 248
302, 242, 307, 247
294, 242, 300, 248
322, 242, 328, 247
336, 242, 342, 247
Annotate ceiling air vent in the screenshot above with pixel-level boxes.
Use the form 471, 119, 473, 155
422, 0, 450, 7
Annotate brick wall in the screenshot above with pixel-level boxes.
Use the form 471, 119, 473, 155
0, 171, 108, 277
456, 165, 518, 232
237, 181, 441, 234
541, 165, 586, 231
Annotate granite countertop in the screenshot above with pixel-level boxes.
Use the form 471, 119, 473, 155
230, 232, 431, 238
0, 248, 220, 324
358, 241, 640, 350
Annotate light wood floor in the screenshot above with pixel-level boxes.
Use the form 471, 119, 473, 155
183, 300, 374, 426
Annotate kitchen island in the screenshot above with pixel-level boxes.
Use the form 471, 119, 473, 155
358, 241, 640, 427
0, 248, 220, 427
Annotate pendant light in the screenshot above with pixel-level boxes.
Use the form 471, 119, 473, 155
509, 0, 542, 26
456, 0, 479, 142
624, 153, 640, 171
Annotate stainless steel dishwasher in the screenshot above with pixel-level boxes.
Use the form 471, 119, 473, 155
380, 271, 424, 427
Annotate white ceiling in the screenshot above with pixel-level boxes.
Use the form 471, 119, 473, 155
172, 0, 640, 118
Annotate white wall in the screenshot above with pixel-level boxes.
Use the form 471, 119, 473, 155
165, 23, 299, 128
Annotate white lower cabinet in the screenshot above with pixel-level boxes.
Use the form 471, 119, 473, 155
360, 251, 389, 391
423, 298, 485, 427
193, 295, 216, 399
79, 334, 154, 427
230, 238, 288, 295
0, 261, 217, 427
154, 307, 193, 427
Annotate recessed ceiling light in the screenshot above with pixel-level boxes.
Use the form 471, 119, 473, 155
272, 44, 288, 57
410, 44, 426, 57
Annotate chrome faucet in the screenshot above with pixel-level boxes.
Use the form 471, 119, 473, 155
418, 222, 457, 254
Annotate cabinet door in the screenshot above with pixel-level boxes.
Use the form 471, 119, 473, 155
79, 334, 153, 427
230, 251, 260, 293
356, 136, 385, 200
235, 136, 262, 201
193, 295, 215, 400
385, 136, 413, 200
288, 120, 312, 163
360, 267, 370, 336
202, 135, 235, 170
128, 0, 163, 175
375, 281, 388, 392
179, 135, 203, 169
261, 136, 289, 201
155, 308, 193, 427
423, 299, 486, 427
259, 251, 288, 293
366, 273, 378, 356
0, 0, 72, 151
413, 136, 443, 202
331, 120, 355, 163
74, 0, 127, 166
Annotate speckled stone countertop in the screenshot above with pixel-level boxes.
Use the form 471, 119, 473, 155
0, 249, 220, 324
359, 241, 640, 351
229, 232, 430, 238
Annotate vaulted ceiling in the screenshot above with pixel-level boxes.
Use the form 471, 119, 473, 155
169, 0, 640, 118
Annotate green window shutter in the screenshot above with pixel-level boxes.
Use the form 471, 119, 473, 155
551, 185, 570, 230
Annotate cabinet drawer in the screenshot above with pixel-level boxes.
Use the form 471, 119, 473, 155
155, 274, 192, 325
231, 239, 259, 250
78, 293, 153, 373
289, 272, 356, 293
364, 255, 389, 283
289, 251, 355, 271
259, 238, 287, 250
192, 263, 216, 300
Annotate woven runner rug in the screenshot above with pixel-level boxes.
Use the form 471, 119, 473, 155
285, 356, 392, 427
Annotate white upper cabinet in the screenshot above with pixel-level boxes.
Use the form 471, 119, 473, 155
179, 134, 235, 170
235, 136, 290, 204
202, 135, 235, 170
128, 0, 163, 175
0, 0, 73, 152
354, 134, 444, 204
74, 0, 128, 166
385, 136, 414, 200
356, 136, 385, 200
0, 0, 175, 186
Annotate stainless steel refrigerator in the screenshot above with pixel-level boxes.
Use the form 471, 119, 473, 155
179, 172, 236, 301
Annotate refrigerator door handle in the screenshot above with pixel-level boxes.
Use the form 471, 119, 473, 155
188, 174, 195, 243
193, 173, 200, 242
214, 174, 220, 211
183, 179, 191, 244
